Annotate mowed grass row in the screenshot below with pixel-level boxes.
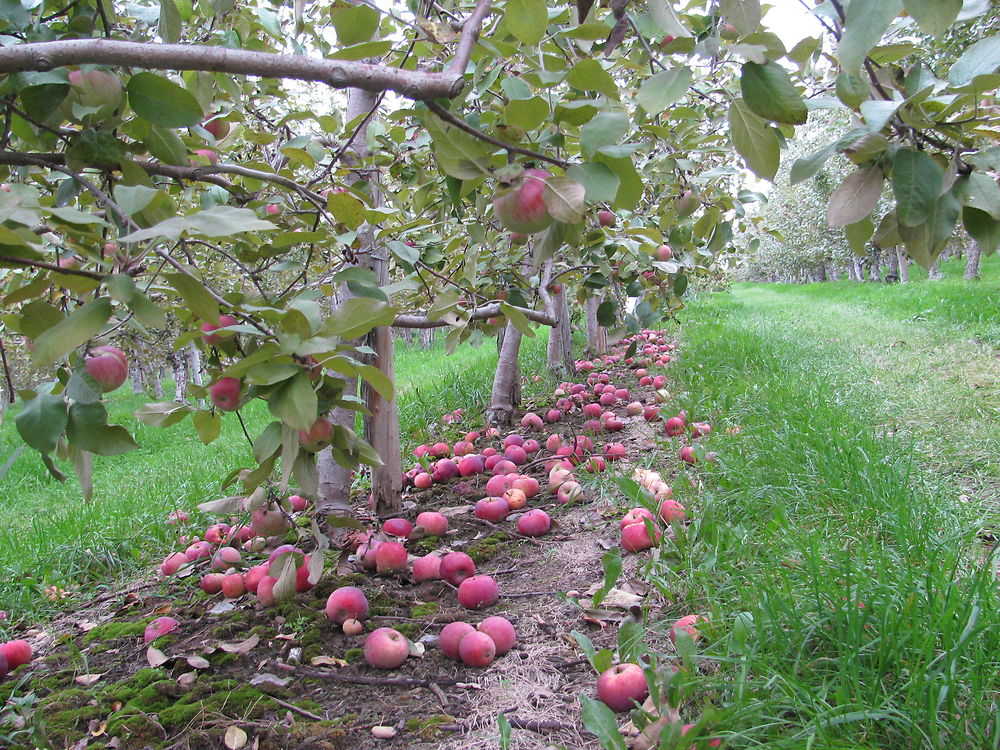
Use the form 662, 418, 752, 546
0, 332, 548, 627
650, 276, 1000, 748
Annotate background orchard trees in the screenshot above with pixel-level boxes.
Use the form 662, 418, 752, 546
0, 0, 996, 532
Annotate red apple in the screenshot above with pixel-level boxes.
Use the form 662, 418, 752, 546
598, 210, 616, 227
655, 244, 673, 261
664, 417, 686, 437
414, 472, 433, 489
256, 576, 279, 606
475, 497, 510, 523
680, 446, 697, 464
364, 627, 409, 669
200, 573, 224, 594
244, 564, 270, 594
620, 507, 655, 529
222, 573, 246, 598
325, 586, 369, 624
512, 475, 539, 498
209, 377, 242, 411
250, 508, 288, 537
478, 616, 516, 655
84, 346, 128, 392
382, 518, 414, 538
493, 168, 553, 234
597, 663, 649, 712
210, 546, 242, 571
658, 498, 687, 524
412, 554, 441, 582
374, 541, 408, 574
458, 630, 496, 667
266, 203, 281, 216
517, 509, 551, 537
201, 314, 238, 346
143, 617, 179, 645
670, 614, 706, 643
681, 723, 722, 747
621, 521, 661, 552
458, 575, 499, 609
299, 418, 333, 452
439, 552, 476, 586
184, 541, 213, 561
160, 552, 188, 576
440, 621, 475, 660
415, 511, 448, 536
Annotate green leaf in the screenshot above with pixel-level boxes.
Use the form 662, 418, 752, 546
542, 176, 586, 224
728, 99, 779, 180
158, 0, 182, 43
320, 297, 397, 340
580, 111, 629, 158
579, 696, 627, 750
721, 0, 761, 35
566, 163, 620, 203
740, 61, 807, 124
836, 70, 869, 109
424, 112, 493, 179
898, 192, 960, 268
845, 216, 875, 256
192, 410, 222, 445
134, 401, 191, 427
505, 0, 547, 45
836, 0, 903, 75
790, 142, 839, 185
356, 364, 394, 402
69, 446, 93, 502
504, 96, 548, 131
953, 173, 1000, 219
648, 0, 690, 37
31, 298, 113, 368
498, 713, 512, 750
127, 72, 203, 128
326, 191, 367, 229
566, 59, 619, 99
253, 421, 283, 463
827, 167, 884, 227
892, 149, 943, 227
596, 154, 642, 210
268, 372, 318, 432
165, 272, 220, 324
65, 370, 102, 405
119, 206, 276, 243
0, 0, 31, 28
948, 35, 1000, 86
592, 548, 622, 608
963, 207, 1000, 254
635, 67, 693, 115
499, 302, 536, 339
107, 273, 167, 328
144, 125, 187, 166
15, 392, 68, 454
330, 4, 380, 46
903, 0, 962, 38
66, 402, 139, 456
860, 99, 901, 134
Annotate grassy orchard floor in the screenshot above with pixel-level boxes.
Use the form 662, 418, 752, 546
659, 255, 1000, 747
0, 332, 550, 627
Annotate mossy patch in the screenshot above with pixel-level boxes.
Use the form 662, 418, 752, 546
466, 532, 508, 562
405, 713, 454, 739
410, 601, 439, 618
408, 536, 441, 556
81, 618, 152, 644
343, 648, 363, 664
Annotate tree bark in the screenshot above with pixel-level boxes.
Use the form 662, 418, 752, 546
964, 241, 981, 280
896, 247, 909, 283
150, 366, 163, 399
186, 343, 203, 387
869, 249, 882, 282
131, 355, 145, 395
584, 296, 606, 356
419, 328, 434, 348
928, 258, 944, 280
171, 352, 187, 401
546, 286, 572, 374
487, 322, 523, 426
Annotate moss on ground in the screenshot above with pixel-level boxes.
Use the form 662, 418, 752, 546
405, 714, 454, 739
466, 532, 508, 562
81, 618, 152, 644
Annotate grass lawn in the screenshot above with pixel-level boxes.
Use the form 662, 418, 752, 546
653, 255, 999, 747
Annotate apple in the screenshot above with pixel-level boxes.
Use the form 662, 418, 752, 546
458, 630, 496, 667
143, 616, 179, 645
512, 475, 539, 498
256, 576, 279, 606
268, 544, 302, 563
160, 552, 188, 576
522, 438, 540, 454
457, 575, 499, 609
222, 573, 246, 598
681, 723, 722, 748
184, 541, 212, 561
520, 412, 544, 430
299, 418, 333, 452
65, 69, 122, 119
620, 507, 655, 529
503, 445, 527, 465
680, 446, 697, 464
266, 203, 281, 216
415, 511, 448, 536
517, 509, 551, 536
440, 552, 476, 585
597, 663, 649, 712
364, 627, 409, 669
244, 564, 270, 593
382, 518, 414, 538
209, 377, 242, 411
493, 168, 553, 234
510, 232, 529, 245
475, 496, 510, 523
720, 21, 739, 39
0, 640, 32, 670
548, 468, 573, 491
414, 472, 433, 489
295, 556, 315, 592
412, 554, 441, 582
639, 376, 654, 386
202, 116, 230, 140
84, 346, 128, 392
670, 614, 706, 643
431, 442, 451, 457
583, 456, 607, 473
598, 210, 616, 227
664, 417, 686, 437
210, 546, 242, 571
250, 508, 288, 537
440, 621, 476, 660
325, 586, 369, 624
691, 422, 712, 438
432, 459, 460, 482
201, 314, 238, 346
501, 487, 526, 510
643, 406, 660, 422
492, 459, 518, 476
288, 494, 309, 513
478, 616, 516, 655
342, 619, 364, 635
659, 499, 687, 524
626, 401, 643, 416
557, 481, 583, 504
375, 541, 408, 574
621, 521, 661, 552
655, 244, 673, 261
200, 573, 224, 594
483, 474, 512, 497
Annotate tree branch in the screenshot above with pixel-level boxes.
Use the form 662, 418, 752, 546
0, 40, 465, 100
0, 254, 106, 279
393, 302, 556, 329
448, 0, 493, 75
425, 101, 570, 169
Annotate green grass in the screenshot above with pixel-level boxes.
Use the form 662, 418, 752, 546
629, 257, 1000, 748
0, 330, 549, 627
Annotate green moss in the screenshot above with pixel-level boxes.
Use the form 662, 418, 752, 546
282, 722, 348, 749
410, 601, 439, 618
81, 618, 151, 644
303, 644, 323, 662
408, 536, 440, 556
343, 648, 363, 664
405, 714, 454, 739
394, 622, 417, 638
365, 588, 395, 617
466, 532, 508, 563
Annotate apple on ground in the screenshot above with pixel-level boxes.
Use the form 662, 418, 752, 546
364, 627, 409, 669
143, 616, 179, 645
325, 586, 369, 624
439, 552, 476, 586
440, 621, 475, 660
458, 630, 496, 667
374, 541, 408, 574
621, 521, 661, 552
597, 663, 649, 712
457, 575, 499, 609
517, 509, 551, 537
412, 554, 441, 582
478, 616, 516, 655
415, 511, 448, 536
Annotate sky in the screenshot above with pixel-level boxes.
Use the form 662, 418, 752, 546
762, 0, 826, 48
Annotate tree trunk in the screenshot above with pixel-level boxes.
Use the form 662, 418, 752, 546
829, 266, 841, 281
928, 258, 944, 280
964, 241, 981, 280
817, 262, 828, 282
896, 247, 909, 283
172, 352, 187, 402
584, 296, 606, 356
869, 250, 881, 282
546, 286, 572, 374
487, 322, 523, 426
186, 343, 203, 387
419, 328, 434, 348
887, 249, 899, 281
131, 356, 145, 395
150, 366, 163, 399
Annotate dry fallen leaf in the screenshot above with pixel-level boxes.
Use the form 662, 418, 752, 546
249, 673, 291, 689
177, 672, 198, 688
209, 600, 237, 615
407, 639, 426, 658
310, 655, 348, 668
146, 647, 169, 668
186, 655, 211, 669
219, 634, 260, 654
224, 725, 248, 749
